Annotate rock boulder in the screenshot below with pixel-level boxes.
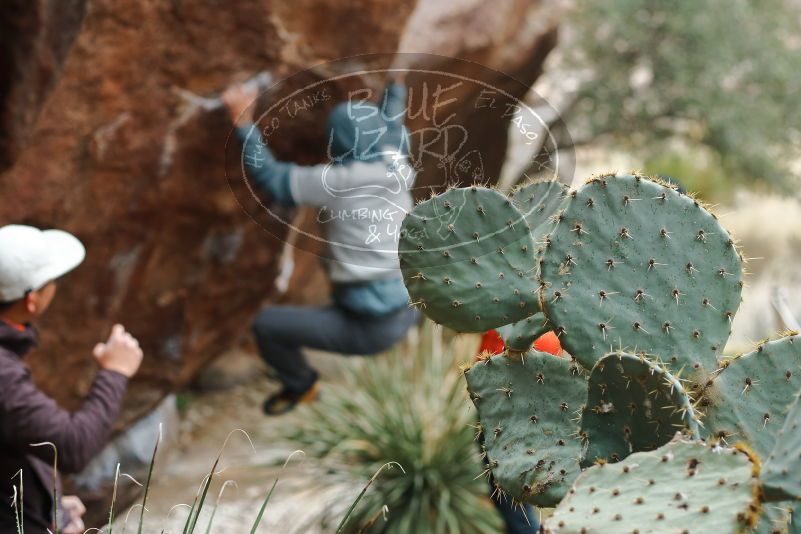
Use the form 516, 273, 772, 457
0, 0, 563, 428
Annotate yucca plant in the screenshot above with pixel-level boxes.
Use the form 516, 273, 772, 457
286, 322, 501, 533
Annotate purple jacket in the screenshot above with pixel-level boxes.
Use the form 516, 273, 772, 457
0, 321, 128, 532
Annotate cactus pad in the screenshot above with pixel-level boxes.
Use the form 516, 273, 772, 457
510, 180, 569, 239
580, 352, 700, 467
496, 313, 551, 352
545, 440, 761, 534
465, 351, 586, 506
702, 334, 801, 457
538, 173, 743, 373
762, 390, 801, 502
754, 503, 794, 534
399, 186, 540, 331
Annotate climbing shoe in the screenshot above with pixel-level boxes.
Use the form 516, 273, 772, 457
262, 382, 320, 416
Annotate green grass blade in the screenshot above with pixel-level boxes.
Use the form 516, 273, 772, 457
108, 463, 121, 534
180, 497, 197, 534
248, 479, 278, 534
335, 462, 404, 534
204, 480, 237, 534
203, 506, 219, 534
137, 424, 162, 534
121, 504, 147, 534
356, 504, 387, 534
184, 429, 254, 534
182, 468, 214, 534
249, 450, 304, 534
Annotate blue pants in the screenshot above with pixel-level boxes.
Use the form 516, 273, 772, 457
483, 448, 539, 532
252, 304, 418, 394
490, 480, 540, 533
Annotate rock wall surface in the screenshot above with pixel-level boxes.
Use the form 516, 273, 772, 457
0, 0, 562, 428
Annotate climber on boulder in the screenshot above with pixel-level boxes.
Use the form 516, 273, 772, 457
0, 225, 143, 533
223, 72, 418, 415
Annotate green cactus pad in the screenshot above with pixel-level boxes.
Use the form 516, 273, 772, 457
510, 180, 569, 240
702, 334, 801, 458
755, 503, 794, 534
496, 313, 550, 352
399, 186, 540, 332
762, 390, 801, 502
538, 173, 743, 374
465, 350, 586, 506
580, 352, 701, 467
545, 440, 760, 534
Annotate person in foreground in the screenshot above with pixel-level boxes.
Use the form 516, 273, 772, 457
0, 225, 143, 533
222, 74, 418, 415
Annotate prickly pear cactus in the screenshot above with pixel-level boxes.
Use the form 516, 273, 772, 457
399, 186, 540, 332
762, 390, 801, 502
510, 180, 569, 240
545, 440, 761, 534
755, 503, 795, 534
465, 351, 586, 506
702, 334, 801, 457
538, 173, 743, 374
580, 352, 700, 467
496, 313, 550, 352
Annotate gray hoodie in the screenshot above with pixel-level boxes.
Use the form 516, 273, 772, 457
236, 83, 414, 315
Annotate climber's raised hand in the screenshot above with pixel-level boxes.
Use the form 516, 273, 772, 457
222, 82, 259, 127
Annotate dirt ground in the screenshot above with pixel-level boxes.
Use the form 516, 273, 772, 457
113, 351, 365, 533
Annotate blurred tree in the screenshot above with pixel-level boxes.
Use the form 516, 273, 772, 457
562, 0, 801, 190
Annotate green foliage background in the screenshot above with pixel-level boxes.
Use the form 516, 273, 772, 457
565, 0, 801, 191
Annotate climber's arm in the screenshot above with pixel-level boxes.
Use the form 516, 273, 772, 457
222, 80, 358, 209
235, 124, 296, 207
237, 123, 354, 209
222, 82, 297, 207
